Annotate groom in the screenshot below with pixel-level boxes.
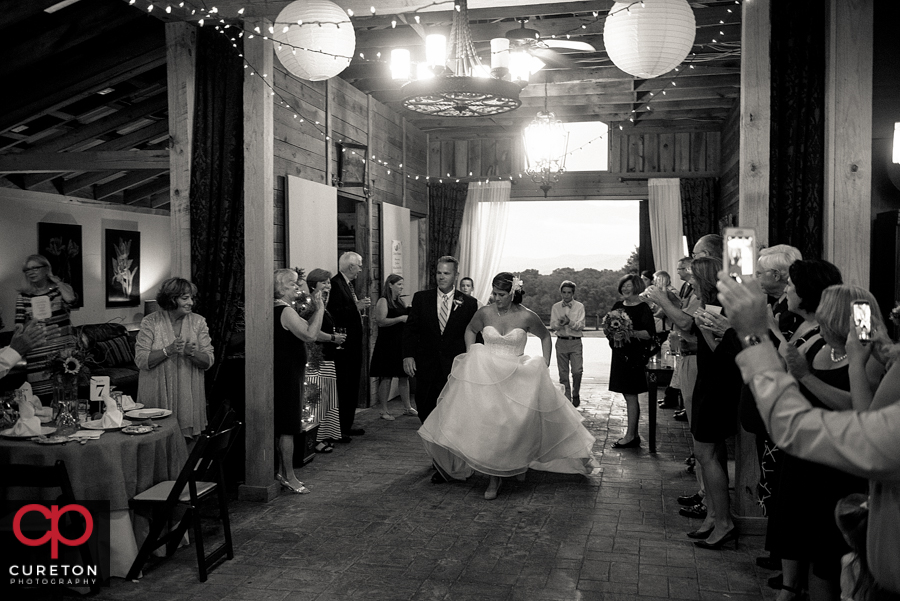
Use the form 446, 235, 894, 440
402, 256, 478, 426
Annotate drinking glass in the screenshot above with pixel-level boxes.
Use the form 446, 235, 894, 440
334, 327, 347, 350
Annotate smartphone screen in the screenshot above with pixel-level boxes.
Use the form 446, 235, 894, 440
724, 228, 756, 281
852, 301, 872, 345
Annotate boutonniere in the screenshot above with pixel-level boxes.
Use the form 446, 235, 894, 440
453, 297, 464, 308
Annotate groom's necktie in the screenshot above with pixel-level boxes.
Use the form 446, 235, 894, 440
439, 293, 450, 333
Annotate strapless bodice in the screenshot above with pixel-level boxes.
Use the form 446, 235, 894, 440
482, 326, 527, 357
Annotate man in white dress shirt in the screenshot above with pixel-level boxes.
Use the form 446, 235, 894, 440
0, 320, 47, 380
549, 280, 585, 407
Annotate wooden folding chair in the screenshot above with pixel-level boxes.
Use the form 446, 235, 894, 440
2, 460, 101, 594
126, 422, 242, 582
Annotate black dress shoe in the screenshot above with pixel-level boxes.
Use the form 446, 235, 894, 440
572, 396, 580, 408
673, 410, 688, 422
658, 399, 679, 409
693, 527, 738, 550
767, 574, 784, 590
336, 436, 352, 443
757, 555, 781, 571
348, 428, 365, 436
678, 503, 707, 519
611, 436, 641, 449
677, 493, 704, 506
430, 471, 448, 484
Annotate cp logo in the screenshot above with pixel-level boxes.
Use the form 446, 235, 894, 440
13, 504, 93, 559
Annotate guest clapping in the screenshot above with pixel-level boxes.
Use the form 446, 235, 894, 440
271, 269, 324, 493
369, 274, 416, 420
135, 278, 214, 437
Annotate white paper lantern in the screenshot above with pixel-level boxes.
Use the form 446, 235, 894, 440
603, 0, 696, 79
273, 0, 355, 81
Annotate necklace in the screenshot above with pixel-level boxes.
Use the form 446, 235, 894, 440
830, 348, 848, 363
496, 304, 510, 316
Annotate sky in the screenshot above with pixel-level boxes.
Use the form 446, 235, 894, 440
499, 200, 640, 274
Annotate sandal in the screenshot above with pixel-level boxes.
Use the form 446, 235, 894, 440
380, 412, 395, 421
314, 442, 333, 453
402, 408, 419, 416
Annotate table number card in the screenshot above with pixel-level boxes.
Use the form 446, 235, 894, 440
90, 376, 111, 401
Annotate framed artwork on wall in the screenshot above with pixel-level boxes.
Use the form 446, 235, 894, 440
338, 143, 367, 188
105, 229, 141, 308
37, 222, 83, 309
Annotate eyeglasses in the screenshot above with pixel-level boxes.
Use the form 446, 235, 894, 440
22, 266, 45, 273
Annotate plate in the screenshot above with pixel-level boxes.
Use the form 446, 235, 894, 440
81, 419, 133, 431
34, 435, 69, 445
1, 426, 57, 439
121, 425, 154, 435
125, 409, 172, 420
120, 402, 144, 411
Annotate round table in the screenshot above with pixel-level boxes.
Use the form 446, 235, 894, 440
0, 418, 188, 578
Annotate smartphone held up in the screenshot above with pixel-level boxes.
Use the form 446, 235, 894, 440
852, 300, 872, 345
724, 227, 756, 283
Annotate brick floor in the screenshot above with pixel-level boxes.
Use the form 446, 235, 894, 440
72, 374, 776, 600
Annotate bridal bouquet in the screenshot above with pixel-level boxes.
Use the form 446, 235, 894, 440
602, 309, 634, 348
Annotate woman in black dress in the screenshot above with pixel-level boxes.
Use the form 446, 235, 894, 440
273, 268, 324, 494
369, 274, 415, 420
608, 274, 655, 449
771, 285, 884, 601
686, 256, 742, 549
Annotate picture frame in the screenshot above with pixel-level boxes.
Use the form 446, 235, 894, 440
37, 222, 83, 309
338, 142, 367, 188
104, 229, 141, 308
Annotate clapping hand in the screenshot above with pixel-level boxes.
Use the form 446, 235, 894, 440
695, 309, 730, 337
558, 315, 570, 326
781, 343, 811, 379
171, 336, 186, 355
715, 271, 769, 339
184, 341, 198, 358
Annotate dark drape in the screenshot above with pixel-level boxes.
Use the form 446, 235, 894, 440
680, 178, 719, 250
769, 0, 825, 258
638, 199, 655, 275
189, 26, 245, 394
426, 182, 468, 287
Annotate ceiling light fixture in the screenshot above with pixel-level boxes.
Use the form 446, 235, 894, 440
523, 83, 568, 198
398, 0, 522, 117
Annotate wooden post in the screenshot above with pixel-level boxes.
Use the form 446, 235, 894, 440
239, 18, 278, 502
824, 0, 873, 286
733, 0, 770, 524
165, 22, 195, 279
325, 79, 334, 185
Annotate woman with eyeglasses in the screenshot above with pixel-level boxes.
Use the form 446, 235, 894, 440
15, 254, 77, 400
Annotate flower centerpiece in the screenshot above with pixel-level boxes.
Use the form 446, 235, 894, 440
47, 338, 94, 433
602, 309, 634, 348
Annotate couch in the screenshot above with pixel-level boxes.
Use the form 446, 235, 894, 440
76, 323, 139, 397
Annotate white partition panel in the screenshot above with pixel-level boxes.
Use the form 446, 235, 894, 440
286, 176, 338, 276
381, 202, 413, 291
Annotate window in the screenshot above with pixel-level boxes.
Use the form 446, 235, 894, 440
562, 121, 608, 172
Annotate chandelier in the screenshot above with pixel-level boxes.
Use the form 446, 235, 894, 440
397, 0, 523, 117
523, 84, 568, 197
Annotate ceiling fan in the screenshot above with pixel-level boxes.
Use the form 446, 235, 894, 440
504, 19, 596, 69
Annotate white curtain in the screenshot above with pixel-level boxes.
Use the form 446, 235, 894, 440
648, 178, 685, 277
458, 181, 511, 304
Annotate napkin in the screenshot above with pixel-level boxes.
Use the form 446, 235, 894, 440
17, 383, 51, 418
134, 409, 166, 418
11, 400, 42, 436
120, 395, 137, 410
68, 430, 103, 440
99, 394, 124, 428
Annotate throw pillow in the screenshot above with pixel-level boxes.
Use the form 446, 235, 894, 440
95, 335, 135, 367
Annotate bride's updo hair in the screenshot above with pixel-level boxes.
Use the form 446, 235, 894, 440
492, 272, 524, 305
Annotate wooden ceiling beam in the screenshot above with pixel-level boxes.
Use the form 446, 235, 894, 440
123, 175, 170, 205
0, 150, 169, 173
0, 0, 63, 32
408, 107, 731, 130
0, 28, 165, 134
61, 170, 122, 195
94, 169, 167, 201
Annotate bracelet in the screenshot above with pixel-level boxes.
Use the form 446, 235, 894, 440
330, 334, 335, 342
162, 346, 169, 357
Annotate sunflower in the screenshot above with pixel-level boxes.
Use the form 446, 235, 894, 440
62, 356, 82, 375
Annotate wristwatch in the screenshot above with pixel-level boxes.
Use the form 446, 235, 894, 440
742, 333, 771, 348
330, 334, 335, 342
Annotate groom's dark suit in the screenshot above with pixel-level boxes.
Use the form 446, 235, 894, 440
402, 288, 478, 424
328, 272, 364, 437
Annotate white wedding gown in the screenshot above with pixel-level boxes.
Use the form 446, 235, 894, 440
418, 326, 599, 479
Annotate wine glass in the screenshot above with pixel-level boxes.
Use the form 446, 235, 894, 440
334, 327, 347, 350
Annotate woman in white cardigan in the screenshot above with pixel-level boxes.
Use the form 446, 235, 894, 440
135, 278, 214, 437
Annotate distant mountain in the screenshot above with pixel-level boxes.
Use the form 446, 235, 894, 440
501, 253, 630, 274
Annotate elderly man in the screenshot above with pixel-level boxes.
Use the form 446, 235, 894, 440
718, 272, 900, 598
0, 320, 47, 380
549, 280, 585, 406
327, 251, 371, 442
757, 244, 803, 339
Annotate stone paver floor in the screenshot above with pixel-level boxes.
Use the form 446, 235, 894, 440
66, 341, 775, 600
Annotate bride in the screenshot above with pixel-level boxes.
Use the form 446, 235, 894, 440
418, 272, 599, 500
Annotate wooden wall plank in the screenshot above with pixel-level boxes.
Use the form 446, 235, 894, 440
691, 132, 708, 171
468, 139, 482, 177
659, 133, 675, 172
440, 140, 455, 177
674, 133, 691, 172
496, 138, 512, 176
644, 133, 659, 173
454, 140, 468, 177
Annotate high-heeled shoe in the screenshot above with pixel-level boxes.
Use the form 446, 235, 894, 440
693, 527, 738, 550
276, 474, 310, 494
611, 435, 641, 449
484, 477, 501, 500
686, 526, 714, 539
